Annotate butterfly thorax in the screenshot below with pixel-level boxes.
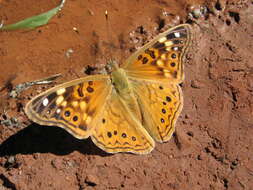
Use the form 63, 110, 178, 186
111, 67, 131, 97
107, 59, 130, 95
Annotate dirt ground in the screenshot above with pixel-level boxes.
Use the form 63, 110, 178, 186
0, 0, 252, 189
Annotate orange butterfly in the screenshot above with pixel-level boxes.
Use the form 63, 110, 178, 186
25, 24, 192, 154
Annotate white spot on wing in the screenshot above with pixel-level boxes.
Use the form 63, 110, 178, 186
42, 98, 49, 106
56, 109, 61, 114
57, 88, 66, 95
71, 101, 78, 107
83, 113, 87, 120
161, 54, 166, 60
156, 59, 164, 66
173, 47, 178, 51
158, 37, 167, 43
165, 41, 173, 47
174, 32, 180, 38
56, 96, 64, 105
86, 116, 92, 124
61, 101, 67, 107
80, 101, 87, 110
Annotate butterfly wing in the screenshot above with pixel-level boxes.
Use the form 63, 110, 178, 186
25, 75, 112, 139
121, 24, 191, 143
91, 90, 155, 154
123, 24, 191, 83
26, 75, 155, 154
131, 80, 183, 142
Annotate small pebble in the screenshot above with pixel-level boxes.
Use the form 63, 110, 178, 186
85, 174, 99, 186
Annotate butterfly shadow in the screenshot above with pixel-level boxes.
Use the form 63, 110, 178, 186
0, 124, 111, 157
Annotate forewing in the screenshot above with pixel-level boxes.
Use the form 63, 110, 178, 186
123, 24, 191, 83
25, 75, 112, 139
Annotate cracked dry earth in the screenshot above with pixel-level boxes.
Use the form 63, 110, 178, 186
0, 0, 253, 189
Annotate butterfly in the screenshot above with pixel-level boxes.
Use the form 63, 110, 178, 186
25, 24, 192, 154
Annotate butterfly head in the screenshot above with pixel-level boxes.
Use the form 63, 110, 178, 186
105, 59, 120, 73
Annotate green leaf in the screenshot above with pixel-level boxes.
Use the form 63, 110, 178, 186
0, 0, 65, 31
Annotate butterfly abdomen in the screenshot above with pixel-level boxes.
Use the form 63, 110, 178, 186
110, 68, 142, 121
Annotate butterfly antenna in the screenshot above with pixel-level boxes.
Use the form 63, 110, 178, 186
104, 10, 114, 64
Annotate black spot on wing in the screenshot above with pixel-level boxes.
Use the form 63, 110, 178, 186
173, 40, 182, 44
145, 49, 156, 59
107, 132, 112, 138
77, 84, 84, 97
47, 93, 57, 103
48, 101, 56, 111
178, 32, 187, 38
79, 125, 87, 131
153, 42, 165, 49
34, 92, 57, 113
64, 110, 71, 117
166, 33, 175, 40
87, 86, 94, 93
142, 57, 149, 64
73, 115, 78, 121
